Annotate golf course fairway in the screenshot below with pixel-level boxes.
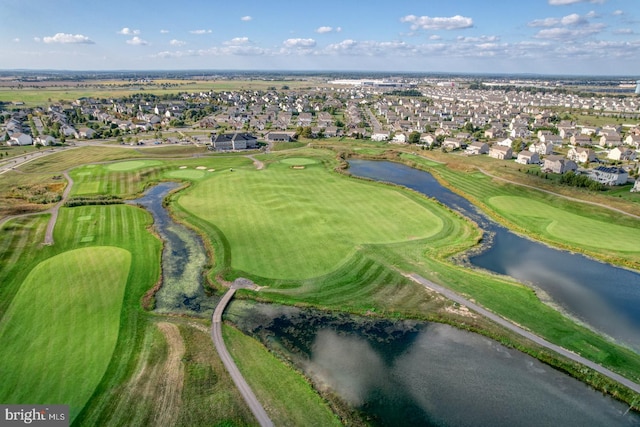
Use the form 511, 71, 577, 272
0, 246, 131, 421
178, 159, 445, 280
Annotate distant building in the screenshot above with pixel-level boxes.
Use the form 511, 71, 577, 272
543, 155, 577, 174
210, 132, 258, 150
635, 80, 640, 95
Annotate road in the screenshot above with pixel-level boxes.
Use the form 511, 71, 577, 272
211, 288, 274, 427
405, 272, 640, 394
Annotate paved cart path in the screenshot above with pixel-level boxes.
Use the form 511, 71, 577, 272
405, 272, 640, 394
211, 288, 274, 427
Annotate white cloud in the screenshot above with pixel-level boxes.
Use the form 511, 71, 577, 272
400, 15, 473, 31
160, 29, 170, 34
43, 33, 94, 44
283, 38, 316, 48
549, 0, 606, 5
534, 24, 604, 40
429, 35, 441, 40
241, 16, 252, 21
118, 27, 140, 36
190, 29, 212, 35
316, 26, 336, 34
225, 37, 250, 45
612, 10, 624, 16
126, 36, 149, 46
12, 38, 20, 43
170, 39, 186, 46
561, 13, 587, 25
614, 28, 634, 35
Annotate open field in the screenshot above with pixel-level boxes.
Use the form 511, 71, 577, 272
177, 156, 445, 280
0, 78, 322, 106
0, 247, 130, 420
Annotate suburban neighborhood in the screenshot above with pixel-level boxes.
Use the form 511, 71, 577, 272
2, 76, 639, 191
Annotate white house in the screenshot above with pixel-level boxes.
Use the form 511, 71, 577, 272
489, 145, 513, 160
466, 141, 489, 155
371, 131, 390, 142
8, 132, 32, 146
631, 180, 640, 193
35, 135, 56, 146
392, 133, 407, 143
516, 150, 540, 165
567, 147, 596, 164
529, 142, 554, 156
588, 166, 628, 186
608, 147, 636, 161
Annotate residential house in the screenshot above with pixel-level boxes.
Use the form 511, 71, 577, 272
371, 131, 390, 142
497, 138, 513, 147
543, 155, 577, 174
210, 132, 258, 150
35, 135, 56, 146
466, 141, 489, 155
567, 147, 596, 164
489, 145, 513, 160
631, 180, 640, 193
608, 147, 637, 162
392, 133, 407, 144
419, 133, 436, 146
529, 141, 554, 156
265, 132, 294, 142
570, 134, 592, 147
8, 132, 32, 146
442, 138, 463, 150
78, 127, 96, 139
588, 166, 628, 186
516, 150, 540, 165
600, 134, 622, 148
539, 133, 563, 146
624, 135, 640, 149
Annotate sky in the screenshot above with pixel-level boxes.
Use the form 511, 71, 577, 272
1, 0, 639, 75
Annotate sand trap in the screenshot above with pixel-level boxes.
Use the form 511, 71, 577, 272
292, 166, 306, 169
196, 166, 207, 170
179, 166, 187, 169
208, 169, 215, 172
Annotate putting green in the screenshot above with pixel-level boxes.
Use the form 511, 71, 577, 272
488, 196, 640, 251
106, 160, 162, 171
75, 181, 101, 195
179, 164, 445, 279
0, 246, 131, 421
280, 157, 318, 166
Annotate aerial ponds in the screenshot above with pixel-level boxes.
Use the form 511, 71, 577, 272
348, 159, 640, 353
227, 301, 640, 426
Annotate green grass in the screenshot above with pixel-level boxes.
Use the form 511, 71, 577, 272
178, 159, 445, 280
105, 160, 163, 171
0, 246, 131, 421
488, 196, 640, 252
223, 324, 342, 426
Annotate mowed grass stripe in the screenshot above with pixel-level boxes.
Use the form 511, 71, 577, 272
489, 196, 640, 252
0, 247, 131, 421
180, 163, 445, 280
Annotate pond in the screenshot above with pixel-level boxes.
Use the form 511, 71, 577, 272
228, 301, 640, 426
348, 159, 640, 352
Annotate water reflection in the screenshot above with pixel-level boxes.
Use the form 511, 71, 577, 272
228, 301, 640, 426
348, 159, 640, 351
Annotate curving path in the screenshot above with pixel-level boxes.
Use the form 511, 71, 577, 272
211, 288, 274, 427
246, 154, 265, 170
43, 171, 73, 245
405, 272, 640, 394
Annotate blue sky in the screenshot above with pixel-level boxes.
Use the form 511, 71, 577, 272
1, 0, 639, 75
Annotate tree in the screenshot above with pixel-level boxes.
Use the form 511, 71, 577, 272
408, 131, 421, 144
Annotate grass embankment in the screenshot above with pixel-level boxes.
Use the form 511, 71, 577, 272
400, 152, 640, 269
223, 324, 343, 426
